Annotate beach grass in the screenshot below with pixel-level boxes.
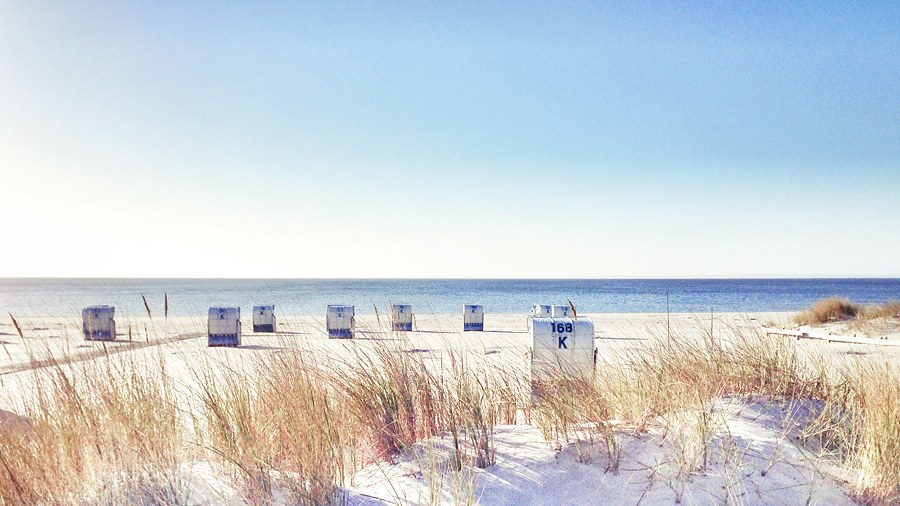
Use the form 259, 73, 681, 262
794, 297, 900, 326
0, 351, 183, 504
2, 312, 900, 505
859, 301, 900, 323
794, 297, 860, 325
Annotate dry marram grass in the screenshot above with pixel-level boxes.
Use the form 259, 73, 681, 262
2, 314, 900, 504
794, 297, 860, 325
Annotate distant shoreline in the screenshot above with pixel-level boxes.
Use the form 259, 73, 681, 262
2, 278, 898, 316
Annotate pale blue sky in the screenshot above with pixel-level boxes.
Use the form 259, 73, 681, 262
1, 1, 898, 278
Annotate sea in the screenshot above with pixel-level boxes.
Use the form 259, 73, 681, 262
1, 278, 899, 317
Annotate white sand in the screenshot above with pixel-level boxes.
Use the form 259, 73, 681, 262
2, 311, 896, 505
344, 397, 856, 506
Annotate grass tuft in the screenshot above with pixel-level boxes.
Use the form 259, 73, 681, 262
794, 297, 860, 325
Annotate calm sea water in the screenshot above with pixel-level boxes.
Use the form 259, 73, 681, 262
1, 278, 898, 317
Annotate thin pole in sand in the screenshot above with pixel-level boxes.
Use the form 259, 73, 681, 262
710, 305, 714, 344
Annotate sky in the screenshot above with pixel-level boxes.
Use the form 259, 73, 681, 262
1, 1, 898, 278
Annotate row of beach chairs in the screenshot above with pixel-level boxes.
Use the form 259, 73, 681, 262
81, 303, 488, 346
82, 302, 596, 380
82, 302, 577, 345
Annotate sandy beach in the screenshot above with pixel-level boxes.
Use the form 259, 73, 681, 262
3, 310, 899, 378
2, 310, 900, 505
